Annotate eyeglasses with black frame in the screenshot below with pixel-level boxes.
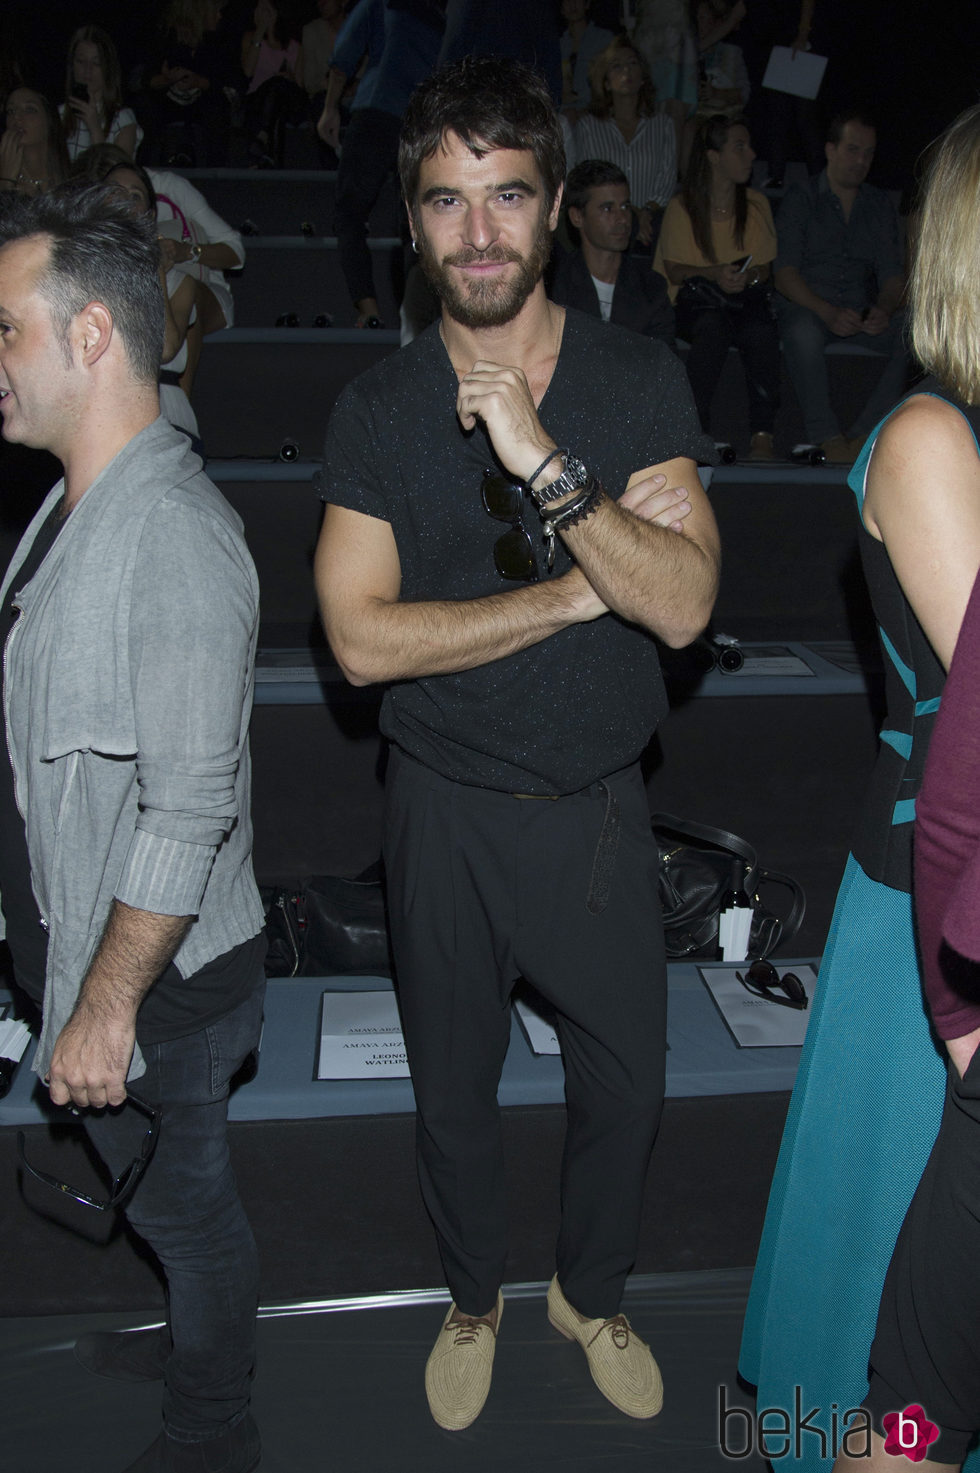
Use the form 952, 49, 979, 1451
17, 1090, 160, 1212
481, 468, 540, 582
735, 959, 809, 1011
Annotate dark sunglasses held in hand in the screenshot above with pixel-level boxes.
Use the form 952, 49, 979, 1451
17, 1091, 160, 1211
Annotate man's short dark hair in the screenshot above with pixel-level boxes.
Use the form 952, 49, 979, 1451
565, 159, 630, 215
0, 184, 163, 384
398, 56, 566, 218
826, 110, 876, 146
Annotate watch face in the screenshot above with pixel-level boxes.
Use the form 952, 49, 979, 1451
537, 454, 587, 503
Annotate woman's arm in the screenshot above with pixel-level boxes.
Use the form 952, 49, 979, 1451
863, 394, 980, 670
112, 120, 138, 160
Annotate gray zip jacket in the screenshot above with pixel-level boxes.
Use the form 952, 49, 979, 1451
1, 419, 265, 1078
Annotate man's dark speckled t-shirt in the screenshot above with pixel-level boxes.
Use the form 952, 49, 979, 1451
323, 307, 715, 794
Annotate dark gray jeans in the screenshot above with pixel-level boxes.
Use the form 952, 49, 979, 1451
84, 979, 265, 1442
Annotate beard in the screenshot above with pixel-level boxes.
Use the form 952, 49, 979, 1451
415, 213, 553, 329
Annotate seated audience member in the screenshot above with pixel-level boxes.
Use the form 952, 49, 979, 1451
559, 0, 613, 120
102, 159, 202, 447
62, 25, 143, 161
241, 0, 306, 167
570, 36, 677, 248
79, 141, 244, 398
144, 0, 233, 167
696, 0, 749, 115
0, 89, 69, 198
551, 159, 674, 343
774, 110, 910, 464
654, 113, 779, 459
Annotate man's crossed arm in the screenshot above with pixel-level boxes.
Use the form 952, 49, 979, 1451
318, 361, 720, 686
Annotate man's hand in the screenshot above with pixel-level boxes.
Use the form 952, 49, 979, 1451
317, 103, 341, 148
455, 361, 555, 484
822, 304, 864, 337
861, 304, 890, 337
619, 472, 693, 533
45, 902, 192, 1110
47, 1000, 137, 1110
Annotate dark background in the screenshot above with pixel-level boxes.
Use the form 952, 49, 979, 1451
5, 1, 979, 196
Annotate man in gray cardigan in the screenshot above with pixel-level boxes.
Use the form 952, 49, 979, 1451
0, 188, 265, 1473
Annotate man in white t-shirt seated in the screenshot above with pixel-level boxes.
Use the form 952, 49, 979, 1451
550, 159, 674, 343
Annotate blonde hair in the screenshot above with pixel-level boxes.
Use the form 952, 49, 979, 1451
911, 104, 980, 405
587, 36, 657, 120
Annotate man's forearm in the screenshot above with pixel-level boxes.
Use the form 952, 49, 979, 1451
324, 65, 348, 111
326, 568, 602, 686
79, 901, 193, 1023
559, 496, 718, 646
47, 901, 192, 1107
774, 265, 832, 323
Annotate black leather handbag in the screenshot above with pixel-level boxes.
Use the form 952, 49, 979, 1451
263, 863, 391, 978
651, 813, 806, 959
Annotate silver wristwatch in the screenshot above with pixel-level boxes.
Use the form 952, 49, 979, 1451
529, 452, 588, 508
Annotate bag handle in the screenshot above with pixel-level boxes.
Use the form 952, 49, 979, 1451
650, 812, 759, 871
754, 865, 807, 952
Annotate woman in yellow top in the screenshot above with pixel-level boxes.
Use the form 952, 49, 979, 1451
654, 113, 780, 459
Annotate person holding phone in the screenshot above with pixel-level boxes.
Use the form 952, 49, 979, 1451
62, 25, 143, 161
654, 112, 779, 459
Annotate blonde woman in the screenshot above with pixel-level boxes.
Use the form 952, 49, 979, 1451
742, 104, 980, 1473
570, 36, 676, 246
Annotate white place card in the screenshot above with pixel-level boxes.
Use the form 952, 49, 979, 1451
317, 990, 410, 1079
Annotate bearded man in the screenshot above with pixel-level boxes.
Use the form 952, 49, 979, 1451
315, 55, 719, 1432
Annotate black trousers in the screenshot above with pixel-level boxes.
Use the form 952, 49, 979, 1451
383, 749, 667, 1320
866, 1046, 980, 1463
675, 285, 780, 436
334, 106, 403, 308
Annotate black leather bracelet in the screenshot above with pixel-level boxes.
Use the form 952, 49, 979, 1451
543, 479, 604, 532
525, 446, 566, 492
540, 479, 605, 570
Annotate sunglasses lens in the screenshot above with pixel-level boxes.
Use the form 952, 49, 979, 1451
482, 473, 523, 521
747, 960, 778, 986
781, 972, 807, 1004
494, 527, 536, 580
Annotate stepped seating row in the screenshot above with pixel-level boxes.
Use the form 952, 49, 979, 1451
210, 458, 874, 653
180, 168, 900, 456
182, 168, 403, 240
194, 321, 889, 465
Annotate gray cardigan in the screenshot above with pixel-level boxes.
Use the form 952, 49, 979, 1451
1, 419, 265, 1078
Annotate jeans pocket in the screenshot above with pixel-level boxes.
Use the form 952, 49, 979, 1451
205, 983, 265, 1097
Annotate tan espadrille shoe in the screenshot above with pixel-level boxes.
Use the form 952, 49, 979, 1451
425, 1291, 503, 1430
547, 1276, 663, 1419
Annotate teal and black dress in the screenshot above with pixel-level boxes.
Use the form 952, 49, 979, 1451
738, 379, 980, 1468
